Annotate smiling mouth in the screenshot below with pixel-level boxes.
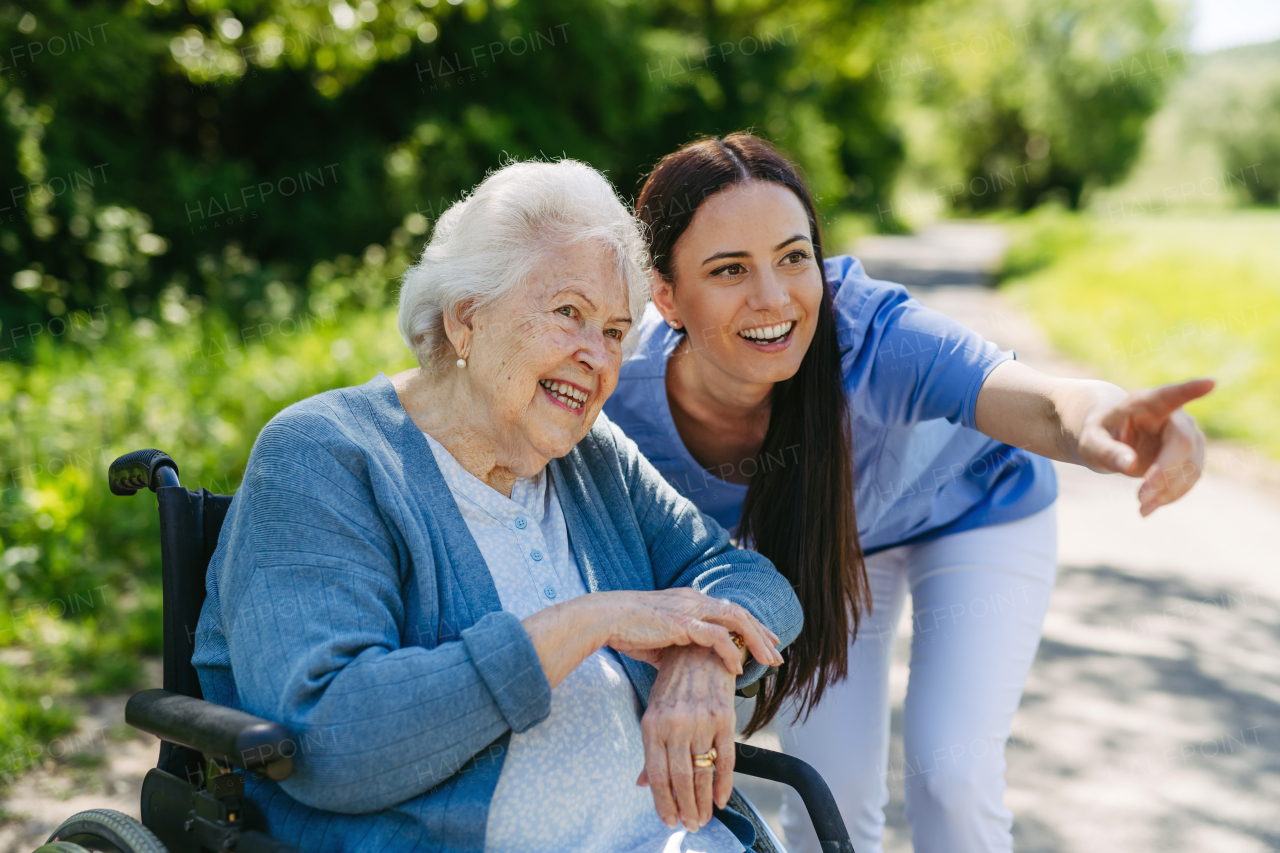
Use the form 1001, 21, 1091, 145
539, 379, 588, 411
738, 321, 795, 346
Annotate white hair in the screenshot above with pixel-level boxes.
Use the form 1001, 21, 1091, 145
398, 158, 650, 370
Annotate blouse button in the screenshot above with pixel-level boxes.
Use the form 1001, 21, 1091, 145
544, 586, 557, 599
531, 549, 543, 561
515, 517, 528, 529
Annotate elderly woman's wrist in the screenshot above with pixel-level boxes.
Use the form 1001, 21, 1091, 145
590, 591, 633, 647
660, 643, 737, 680
564, 592, 619, 652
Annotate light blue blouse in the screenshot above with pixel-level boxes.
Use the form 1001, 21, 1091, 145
422, 432, 743, 853
602, 255, 1057, 555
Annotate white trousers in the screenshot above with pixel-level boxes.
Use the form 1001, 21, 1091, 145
777, 504, 1057, 853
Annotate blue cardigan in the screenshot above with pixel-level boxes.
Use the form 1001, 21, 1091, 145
193, 373, 803, 852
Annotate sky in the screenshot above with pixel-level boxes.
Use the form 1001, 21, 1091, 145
1190, 0, 1280, 53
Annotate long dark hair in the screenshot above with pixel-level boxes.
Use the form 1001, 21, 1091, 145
636, 132, 868, 736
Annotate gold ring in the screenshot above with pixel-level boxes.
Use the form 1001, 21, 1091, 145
692, 747, 717, 768
729, 632, 746, 651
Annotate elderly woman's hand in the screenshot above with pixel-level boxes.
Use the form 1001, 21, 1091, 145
523, 590, 771, 831
602, 588, 783, 674
522, 588, 782, 691
636, 645, 739, 833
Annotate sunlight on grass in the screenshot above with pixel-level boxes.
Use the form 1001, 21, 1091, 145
1001, 209, 1280, 458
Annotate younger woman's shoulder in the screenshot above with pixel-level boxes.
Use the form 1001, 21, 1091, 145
824, 254, 914, 347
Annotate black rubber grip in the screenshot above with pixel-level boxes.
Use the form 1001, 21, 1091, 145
734, 742, 854, 852
126, 689, 293, 777
110, 449, 179, 495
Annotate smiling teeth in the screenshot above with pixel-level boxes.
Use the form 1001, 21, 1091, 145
739, 321, 794, 342
539, 379, 587, 410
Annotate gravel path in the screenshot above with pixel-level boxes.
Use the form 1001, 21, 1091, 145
5, 224, 1278, 852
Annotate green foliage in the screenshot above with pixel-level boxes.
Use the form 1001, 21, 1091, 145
0, 0, 920, 346
1001, 209, 1280, 457
0, 659, 78, 790
1180, 40, 1280, 204
0, 0, 923, 780
0, 243, 415, 787
1083, 40, 1280, 217
882, 0, 1186, 211
996, 201, 1093, 278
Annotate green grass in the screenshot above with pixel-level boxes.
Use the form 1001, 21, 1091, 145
999, 207, 1280, 458
0, 250, 415, 792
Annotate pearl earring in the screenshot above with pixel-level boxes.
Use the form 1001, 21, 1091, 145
668, 320, 681, 330
456, 358, 466, 369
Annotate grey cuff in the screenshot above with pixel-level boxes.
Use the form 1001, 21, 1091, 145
461, 610, 552, 734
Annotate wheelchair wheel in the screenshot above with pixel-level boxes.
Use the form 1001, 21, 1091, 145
37, 809, 168, 853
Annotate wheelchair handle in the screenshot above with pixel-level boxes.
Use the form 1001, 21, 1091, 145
110, 449, 180, 495
734, 743, 854, 852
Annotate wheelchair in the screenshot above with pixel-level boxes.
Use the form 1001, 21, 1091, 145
35, 449, 854, 853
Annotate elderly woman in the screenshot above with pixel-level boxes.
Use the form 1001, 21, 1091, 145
192, 159, 801, 853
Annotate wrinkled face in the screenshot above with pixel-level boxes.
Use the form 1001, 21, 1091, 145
464, 240, 632, 472
661, 180, 823, 387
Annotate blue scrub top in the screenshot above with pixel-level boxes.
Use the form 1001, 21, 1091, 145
602, 254, 1057, 555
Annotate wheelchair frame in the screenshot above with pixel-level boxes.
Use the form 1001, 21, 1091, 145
38, 449, 853, 853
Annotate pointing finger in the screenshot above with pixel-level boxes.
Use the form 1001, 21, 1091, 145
1140, 378, 1215, 418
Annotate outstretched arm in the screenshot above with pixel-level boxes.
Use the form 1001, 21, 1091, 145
974, 360, 1214, 516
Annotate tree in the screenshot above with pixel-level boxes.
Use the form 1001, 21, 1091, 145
0, 0, 919, 351
879, 0, 1186, 211
1181, 42, 1280, 205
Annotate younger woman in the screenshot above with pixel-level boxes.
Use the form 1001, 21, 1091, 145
603, 133, 1211, 853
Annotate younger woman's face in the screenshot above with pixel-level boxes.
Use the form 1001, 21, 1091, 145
655, 180, 823, 388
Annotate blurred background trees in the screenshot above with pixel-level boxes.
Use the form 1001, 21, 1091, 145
882, 0, 1188, 212
0, 0, 904, 346
1181, 41, 1280, 204
1, 0, 1184, 346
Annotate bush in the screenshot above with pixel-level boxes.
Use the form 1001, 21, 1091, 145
1180, 43, 1280, 205
882, 0, 1186, 211
0, 0, 914, 341
0, 249, 415, 787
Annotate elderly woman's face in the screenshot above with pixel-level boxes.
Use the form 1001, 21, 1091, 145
466, 241, 632, 467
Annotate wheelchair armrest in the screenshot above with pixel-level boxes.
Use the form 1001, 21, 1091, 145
734, 742, 854, 853
127, 688, 294, 780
